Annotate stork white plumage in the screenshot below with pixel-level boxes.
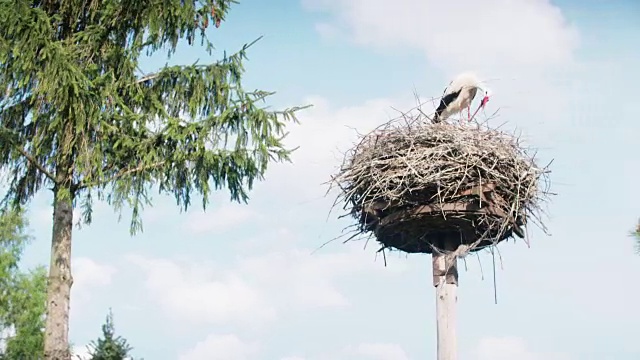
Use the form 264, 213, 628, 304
433, 72, 492, 123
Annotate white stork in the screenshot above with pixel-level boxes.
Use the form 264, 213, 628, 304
433, 72, 492, 123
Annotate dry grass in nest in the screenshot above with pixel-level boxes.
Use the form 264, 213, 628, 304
329, 104, 552, 256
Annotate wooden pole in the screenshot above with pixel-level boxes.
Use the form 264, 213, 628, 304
432, 250, 458, 360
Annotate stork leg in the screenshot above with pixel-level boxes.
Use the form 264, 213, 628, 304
467, 105, 471, 121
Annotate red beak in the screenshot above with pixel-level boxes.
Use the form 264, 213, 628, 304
469, 96, 490, 122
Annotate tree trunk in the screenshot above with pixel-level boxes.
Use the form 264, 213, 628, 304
43, 186, 74, 360
432, 252, 458, 360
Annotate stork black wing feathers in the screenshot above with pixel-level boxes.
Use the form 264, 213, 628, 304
433, 88, 461, 123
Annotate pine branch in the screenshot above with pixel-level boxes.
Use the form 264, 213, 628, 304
0, 122, 57, 191
135, 73, 160, 84
77, 161, 166, 190
14, 145, 56, 183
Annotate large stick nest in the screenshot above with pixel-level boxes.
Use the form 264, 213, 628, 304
330, 107, 551, 255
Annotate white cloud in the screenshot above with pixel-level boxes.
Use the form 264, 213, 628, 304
238, 246, 405, 310
73, 257, 117, 288
286, 338, 566, 360
232, 226, 299, 254
185, 203, 258, 235
302, 0, 579, 74
126, 241, 407, 328
262, 96, 410, 202
350, 343, 410, 360
179, 334, 258, 360
125, 254, 276, 326
280, 342, 410, 360
472, 336, 570, 360
72, 257, 117, 302
298, 0, 585, 144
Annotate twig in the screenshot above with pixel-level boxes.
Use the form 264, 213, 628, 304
491, 246, 498, 304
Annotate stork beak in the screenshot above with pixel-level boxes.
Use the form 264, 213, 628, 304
480, 94, 490, 108
469, 97, 487, 121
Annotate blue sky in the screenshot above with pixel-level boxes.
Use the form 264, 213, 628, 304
10, 0, 640, 359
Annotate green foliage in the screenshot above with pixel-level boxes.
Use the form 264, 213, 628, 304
633, 219, 640, 254
0, 0, 307, 233
84, 309, 139, 360
0, 208, 29, 274
1, 1, 306, 355
0, 208, 47, 359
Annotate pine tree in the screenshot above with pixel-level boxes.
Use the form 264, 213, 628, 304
0, 1, 306, 359
0, 208, 47, 360
83, 310, 138, 360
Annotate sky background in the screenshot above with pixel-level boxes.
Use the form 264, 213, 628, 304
8, 0, 640, 359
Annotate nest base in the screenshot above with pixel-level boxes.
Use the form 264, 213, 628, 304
375, 217, 513, 254
367, 192, 525, 254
